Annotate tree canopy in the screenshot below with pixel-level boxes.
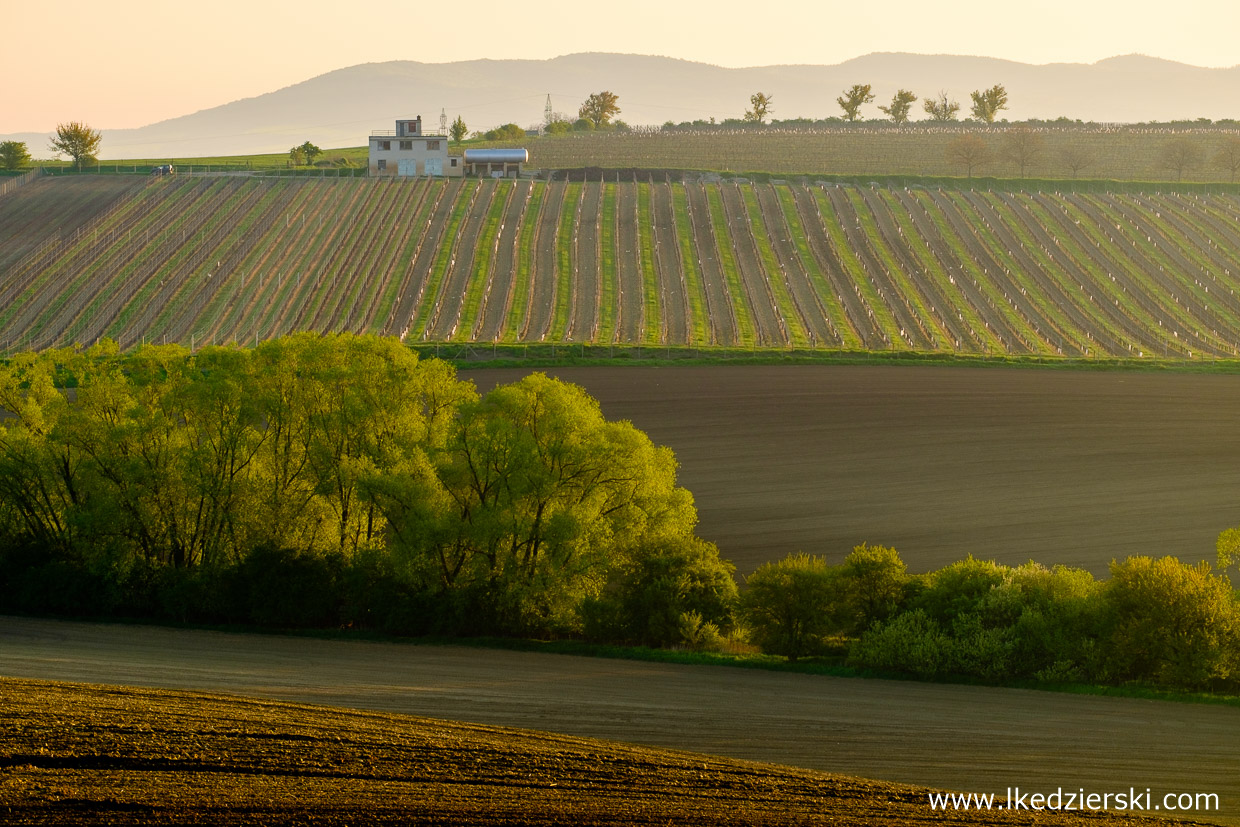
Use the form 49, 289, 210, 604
450, 115, 468, 143
969, 85, 1009, 123
48, 122, 102, 171
744, 92, 774, 124
579, 91, 621, 129
836, 84, 875, 122
922, 91, 960, 122
878, 90, 918, 125
0, 141, 31, 171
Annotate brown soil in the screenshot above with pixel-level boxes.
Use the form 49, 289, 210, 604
0, 678, 1218, 826
464, 364, 1240, 575
3, 618, 1237, 825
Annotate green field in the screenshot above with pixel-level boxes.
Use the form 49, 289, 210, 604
5, 172, 1240, 359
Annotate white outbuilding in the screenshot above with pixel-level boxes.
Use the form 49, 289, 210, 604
368, 117, 462, 177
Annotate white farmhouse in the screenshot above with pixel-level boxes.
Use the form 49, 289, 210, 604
368, 116, 462, 177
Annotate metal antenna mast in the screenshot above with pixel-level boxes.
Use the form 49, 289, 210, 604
544, 94, 553, 127
440, 108, 448, 135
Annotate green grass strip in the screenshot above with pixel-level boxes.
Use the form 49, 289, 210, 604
704, 185, 757, 348
503, 182, 546, 342
740, 184, 809, 346
549, 182, 581, 341
810, 187, 905, 347
671, 183, 713, 346
636, 183, 662, 345
596, 182, 619, 344
454, 182, 511, 341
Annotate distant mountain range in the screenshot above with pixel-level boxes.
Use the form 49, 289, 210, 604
8, 52, 1240, 159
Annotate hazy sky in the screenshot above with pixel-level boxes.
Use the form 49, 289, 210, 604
7, 0, 1239, 132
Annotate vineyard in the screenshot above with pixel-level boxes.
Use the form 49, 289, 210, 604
5, 174, 1240, 358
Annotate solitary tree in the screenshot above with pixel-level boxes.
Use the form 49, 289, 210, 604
0, 141, 32, 171
1000, 125, 1044, 177
48, 121, 102, 171
923, 91, 960, 122
837, 84, 875, 122
947, 134, 991, 178
1059, 144, 1093, 178
744, 92, 774, 124
1213, 136, 1240, 182
288, 146, 305, 166
969, 85, 1009, 123
450, 115, 468, 143
878, 90, 918, 125
579, 91, 621, 129
300, 141, 322, 166
1160, 137, 1201, 181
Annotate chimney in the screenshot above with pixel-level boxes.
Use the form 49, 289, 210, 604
415, 115, 422, 136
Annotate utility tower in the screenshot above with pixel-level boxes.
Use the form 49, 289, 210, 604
440, 108, 448, 135
544, 94, 553, 128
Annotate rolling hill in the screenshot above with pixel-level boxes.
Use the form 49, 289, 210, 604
4, 172, 1240, 360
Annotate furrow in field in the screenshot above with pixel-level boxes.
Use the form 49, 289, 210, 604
685, 182, 738, 346
635, 182, 662, 345
453, 181, 517, 341
916, 190, 1051, 354
648, 182, 688, 345
475, 180, 531, 341
1029, 193, 1176, 357
501, 182, 546, 342
717, 183, 786, 345
614, 182, 644, 343
984, 191, 1131, 357
594, 181, 620, 344
524, 180, 568, 341
428, 179, 500, 340
363, 179, 437, 336
755, 184, 839, 347
951, 191, 1088, 355
790, 186, 885, 349
875, 189, 990, 353
670, 183, 714, 346
569, 182, 602, 342
405, 180, 476, 339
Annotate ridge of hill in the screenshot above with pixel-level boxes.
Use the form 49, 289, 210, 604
6, 52, 1240, 158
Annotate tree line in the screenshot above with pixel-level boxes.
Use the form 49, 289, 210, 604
0, 334, 735, 642
744, 545, 1240, 690
2, 333, 1237, 693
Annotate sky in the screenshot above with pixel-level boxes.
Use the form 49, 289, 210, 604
6, 0, 1240, 133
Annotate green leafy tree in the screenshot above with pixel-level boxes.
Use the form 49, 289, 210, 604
878, 90, 918, 125
49, 122, 102, 171
579, 91, 621, 129
300, 141, 322, 166
741, 553, 837, 660
0, 141, 32, 171
969, 85, 1009, 123
836, 543, 909, 633
836, 84, 875, 122
483, 123, 525, 141
289, 146, 305, 166
946, 133, 991, 178
450, 115, 468, 143
922, 91, 960, 122
744, 92, 774, 124
1101, 556, 1239, 688
1000, 125, 1044, 177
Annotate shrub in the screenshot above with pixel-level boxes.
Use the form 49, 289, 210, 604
849, 609, 947, 678
741, 553, 837, 660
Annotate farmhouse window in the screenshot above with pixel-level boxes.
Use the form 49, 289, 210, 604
378, 140, 390, 151
426, 140, 441, 150
377, 159, 386, 171
450, 158, 458, 167
400, 140, 412, 150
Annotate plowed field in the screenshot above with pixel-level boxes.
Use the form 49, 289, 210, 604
1, 621, 1234, 825
465, 364, 1240, 575
2, 679, 1214, 826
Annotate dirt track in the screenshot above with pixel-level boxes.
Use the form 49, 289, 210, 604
2, 617, 1235, 824
465, 365, 1240, 575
